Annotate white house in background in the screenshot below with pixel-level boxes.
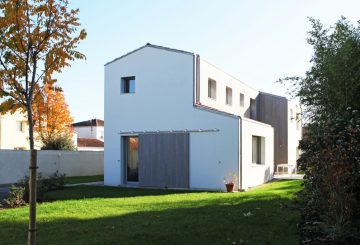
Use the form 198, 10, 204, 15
0, 110, 43, 150
104, 44, 301, 191
0, 110, 31, 150
72, 119, 104, 151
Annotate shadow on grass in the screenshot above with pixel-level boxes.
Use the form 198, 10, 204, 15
0, 197, 299, 245
44, 185, 203, 201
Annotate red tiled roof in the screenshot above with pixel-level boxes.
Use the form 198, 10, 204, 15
72, 119, 104, 127
77, 138, 104, 148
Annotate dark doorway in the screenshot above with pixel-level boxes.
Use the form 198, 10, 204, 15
125, 136, 139, 182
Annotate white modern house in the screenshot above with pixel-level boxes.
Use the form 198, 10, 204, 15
72, 119, 104, 151
104, 44, 301, 191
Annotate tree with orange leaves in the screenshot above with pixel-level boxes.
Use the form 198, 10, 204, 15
0, 1, 86, 243
33, 84, 74, 147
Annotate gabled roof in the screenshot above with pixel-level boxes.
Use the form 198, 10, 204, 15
77, 138, 104, 148
104, 43, 194, 66
72, 119, 104, 127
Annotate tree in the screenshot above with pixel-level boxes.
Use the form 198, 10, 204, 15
0, 1, 86, 244
33, 84, 74, 146
279, 17, 360, 123
280, 17, 360, 243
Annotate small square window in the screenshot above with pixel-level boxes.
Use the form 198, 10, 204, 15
226, 87, 232, 105
240, 93, 244, 107
121, 77, 135, 93
208, 78, 216, 99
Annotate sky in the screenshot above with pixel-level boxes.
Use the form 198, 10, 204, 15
56, 0, 360, 122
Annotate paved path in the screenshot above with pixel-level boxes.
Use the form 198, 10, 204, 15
273, 174, 304, 180
65, 181, 104, 187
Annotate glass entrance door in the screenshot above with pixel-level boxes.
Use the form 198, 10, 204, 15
125, 136, 139, 182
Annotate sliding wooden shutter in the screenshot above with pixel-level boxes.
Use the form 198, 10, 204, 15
139, 133, 189, 188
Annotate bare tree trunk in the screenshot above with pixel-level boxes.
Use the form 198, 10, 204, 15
27, 103, 37, 245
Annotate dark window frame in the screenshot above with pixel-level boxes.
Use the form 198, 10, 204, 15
121, 76, 136, 94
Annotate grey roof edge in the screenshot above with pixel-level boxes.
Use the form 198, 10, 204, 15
194, 103, 240, 119
259, 91, 288, 100
104, 43, 194, 66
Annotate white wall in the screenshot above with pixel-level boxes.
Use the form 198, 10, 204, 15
0, 150, 104, 185
74, 126, 104, 141
241, 118, 274, 190
287, 101, 302, 164
199, 59, 259, 118
104, 46, 240, 190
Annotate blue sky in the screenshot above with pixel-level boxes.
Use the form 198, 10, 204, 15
57, 0, 360, 122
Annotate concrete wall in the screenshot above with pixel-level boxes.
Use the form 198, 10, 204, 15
104, 46, 240, 190
0, 150, 104, 185
198, 59, 259, 118
241, 118, 274, 190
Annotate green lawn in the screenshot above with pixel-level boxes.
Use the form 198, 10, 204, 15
64, 175, 104, 185
0, 180, 302, 245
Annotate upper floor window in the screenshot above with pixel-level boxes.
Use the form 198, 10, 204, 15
121, 76, 135, 93
16, 121, 24, 132
240, 93, 244, 107
208, 78, 216, 99
226, 87, 232, 105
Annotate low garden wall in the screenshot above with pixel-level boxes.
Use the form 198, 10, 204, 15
0, 150, 103, 185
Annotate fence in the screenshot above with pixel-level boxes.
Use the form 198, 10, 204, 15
0, 150, 103, 185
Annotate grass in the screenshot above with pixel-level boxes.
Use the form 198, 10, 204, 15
0, 180, 302, 245
64, 175, 104, 184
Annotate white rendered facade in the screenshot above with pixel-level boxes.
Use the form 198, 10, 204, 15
74, 126, 104, 141
104, 44, 300, 191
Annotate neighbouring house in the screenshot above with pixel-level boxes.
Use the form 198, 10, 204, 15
0, 110, 34, 150
72, 119, 104, 151
104, 43, 302, 191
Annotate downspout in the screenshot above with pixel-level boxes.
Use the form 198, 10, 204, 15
238, 116, 243, 191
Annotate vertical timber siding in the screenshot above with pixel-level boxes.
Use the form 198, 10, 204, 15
257, 93, 288, 165
139, 133, 189, 188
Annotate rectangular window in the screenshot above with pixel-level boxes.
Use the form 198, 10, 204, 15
240, 93, 244, 107
16, 121, 23, 132
121, 76, 135, 93
226, 87, 232, 105
208, 78, 216, 99
252, 136, 265, 164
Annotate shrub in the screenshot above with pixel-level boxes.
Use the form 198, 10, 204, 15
42, 171, 66, 191
41, 135, 76, 151
10, 171, 67, 205
3, 185, 26, 208
297, 109, 360, 244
